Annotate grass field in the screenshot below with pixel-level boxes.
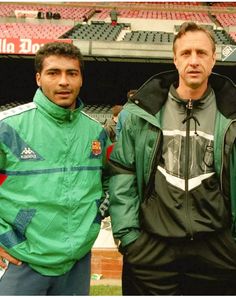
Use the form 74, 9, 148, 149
90, 285, 122, 296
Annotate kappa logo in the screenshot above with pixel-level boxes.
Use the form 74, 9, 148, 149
20, 147, 37, 160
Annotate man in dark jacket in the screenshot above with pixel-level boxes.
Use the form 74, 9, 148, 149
109, 22, 236, 295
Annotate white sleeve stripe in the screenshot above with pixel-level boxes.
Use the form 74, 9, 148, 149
0, 102, 36, 121
81, 111, 100, 123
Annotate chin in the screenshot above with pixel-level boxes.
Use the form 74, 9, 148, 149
187, 80, 203, 89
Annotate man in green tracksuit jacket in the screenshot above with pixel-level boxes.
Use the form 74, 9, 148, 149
109, 22, 236, 295
0, 42, 110, 295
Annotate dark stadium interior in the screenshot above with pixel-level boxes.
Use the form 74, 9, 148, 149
0, 58, 235, 106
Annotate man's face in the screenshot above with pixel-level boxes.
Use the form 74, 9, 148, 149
173, 31, 216, 92
36, 55, 83, 110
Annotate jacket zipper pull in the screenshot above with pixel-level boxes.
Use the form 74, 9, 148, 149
186, 99, 193, 110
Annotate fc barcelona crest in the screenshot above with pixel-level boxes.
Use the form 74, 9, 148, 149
92, 140, 102, 156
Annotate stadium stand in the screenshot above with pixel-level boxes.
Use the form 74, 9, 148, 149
213, 13, 236, 27
0, 23, 72, 39
0, 2, 234, 46
123, 30, 174, 43
60, 22, 126, 41
0, 3, 92, 21
229, 32, 236, 43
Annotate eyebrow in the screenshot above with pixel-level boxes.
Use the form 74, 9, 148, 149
45, 68, 80, 72
179, 48, 208, 53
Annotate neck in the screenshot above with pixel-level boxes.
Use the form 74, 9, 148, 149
176, 83, 208, 101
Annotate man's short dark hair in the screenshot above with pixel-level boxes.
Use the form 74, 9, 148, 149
173, 22, 216, 54
35, 42, 84, 77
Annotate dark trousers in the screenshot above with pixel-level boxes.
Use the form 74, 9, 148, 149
122, 230, 236, 295
0, 252, 91, 295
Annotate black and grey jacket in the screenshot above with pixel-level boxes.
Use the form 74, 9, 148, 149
109, 70, 236, 247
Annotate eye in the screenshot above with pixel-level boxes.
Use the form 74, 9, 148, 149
198, 50, 207, 56
68, 71, 79, 77
47, 70, 57, 76
181, 51, 190, 56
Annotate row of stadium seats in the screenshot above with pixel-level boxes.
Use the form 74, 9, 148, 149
123, 31, 174, 44
214, 29, 236, 45
0, 21, 235, 45
211, 2, 236, 7
122, 28, 235, 45
48, 22, 236, 46
213, 14, 236, 27
229, 32, 236, 42
0, 3, 92, 21
121, 2, 205, 8
61, 22, 126, 41
93, 8, 212, 23
0, 23, 72, 39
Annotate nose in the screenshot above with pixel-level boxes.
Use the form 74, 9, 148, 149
189, 52, 199, 66
58, 73, 69, 86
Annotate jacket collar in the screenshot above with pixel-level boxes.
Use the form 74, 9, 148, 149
130, 70, 236, 119
33, 88, 84, 122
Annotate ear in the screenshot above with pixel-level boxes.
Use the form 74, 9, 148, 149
36, 73, 41, 87
79, 70, 83, 88
212, 52, 216, 68
173, 54, 177, 68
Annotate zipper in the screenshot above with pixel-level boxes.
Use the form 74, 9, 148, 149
183, 99, 194, 240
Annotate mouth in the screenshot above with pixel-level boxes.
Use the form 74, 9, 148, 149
187, 70, 201, 75
56, 91, 72, 97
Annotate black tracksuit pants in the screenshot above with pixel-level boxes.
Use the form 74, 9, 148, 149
122, 229, 236, 295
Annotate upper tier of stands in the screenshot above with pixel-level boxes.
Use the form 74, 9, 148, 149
0, 3, 91, 21
0, 2, 236, 44
94, 8, 211, 23
213, 13, 236, 27
0, 2, 229, 23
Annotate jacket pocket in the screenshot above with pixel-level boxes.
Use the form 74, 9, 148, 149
140, 190, 161, 234
122, 231, 147, 264
0, 208, 36, 249
122, 230, 172, 266
220, 229, 236, 256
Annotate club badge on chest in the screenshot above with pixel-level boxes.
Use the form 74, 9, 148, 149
91, 140, 102, 156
